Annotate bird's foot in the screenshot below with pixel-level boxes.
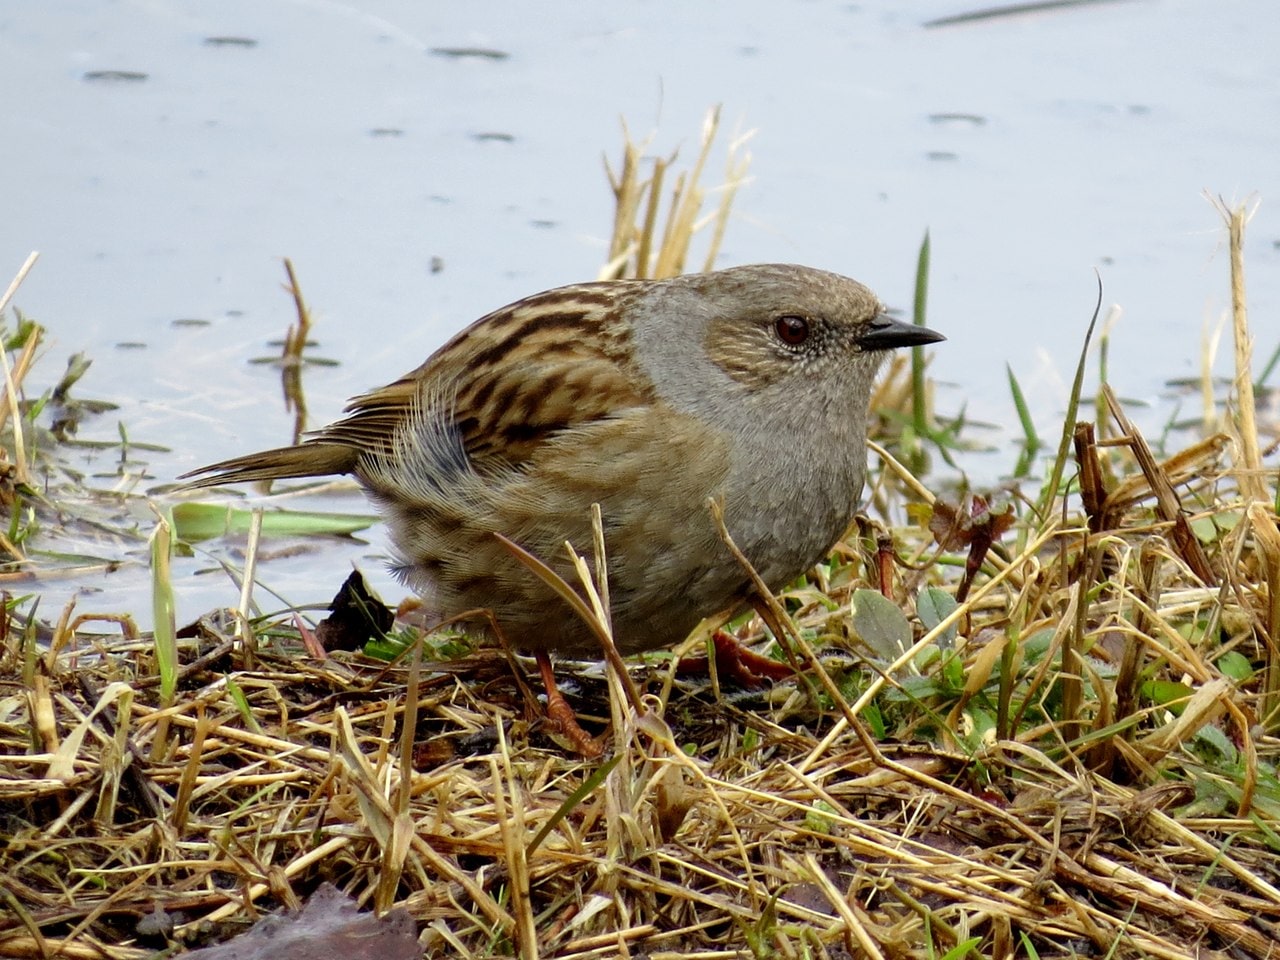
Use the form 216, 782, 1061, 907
677, 629, 794, 686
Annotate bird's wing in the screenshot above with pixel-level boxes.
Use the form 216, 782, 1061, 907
313, 281, 657, 474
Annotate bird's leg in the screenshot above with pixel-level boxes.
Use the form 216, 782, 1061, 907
535, 650, 604, 758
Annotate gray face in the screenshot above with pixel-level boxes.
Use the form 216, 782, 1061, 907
630, 264, 889, 426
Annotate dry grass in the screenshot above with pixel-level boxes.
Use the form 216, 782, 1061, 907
598, 106, 751, 282
1, 128, 1279, 960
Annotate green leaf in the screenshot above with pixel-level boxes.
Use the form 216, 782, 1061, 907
1217, 650, 1254, 683
1190, 510, 1240, 544
938, 938, 984, 960
803, 800, 838, 835
172, 500, 376, 540
1193, 724, 1237, 761
852, 588, 912, 664
863, 702, 886, 739
225, 677, 263, 734
915, 586, 958, 649
1141, 679, 1195, 712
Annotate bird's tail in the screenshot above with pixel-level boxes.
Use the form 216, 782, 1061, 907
179, 442, 357, 488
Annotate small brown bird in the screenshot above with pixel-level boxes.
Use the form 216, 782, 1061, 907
184, 264, 943, 748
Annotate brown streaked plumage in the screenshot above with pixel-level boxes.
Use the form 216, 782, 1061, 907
183, 264, 944, 660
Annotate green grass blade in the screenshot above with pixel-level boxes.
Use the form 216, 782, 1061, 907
150, 510, 178, 706
912, 230, 933, 438
1006, 363, 1041, 477
1034, 274, 1104, 520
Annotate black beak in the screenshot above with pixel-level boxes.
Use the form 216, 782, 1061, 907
859, 314, 945, 352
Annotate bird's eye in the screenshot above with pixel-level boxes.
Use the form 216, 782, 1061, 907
775, 315, 810, 346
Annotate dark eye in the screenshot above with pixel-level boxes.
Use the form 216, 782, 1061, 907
775, 315, 810, 346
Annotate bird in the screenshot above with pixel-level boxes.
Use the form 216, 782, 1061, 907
183, 263, 944, 751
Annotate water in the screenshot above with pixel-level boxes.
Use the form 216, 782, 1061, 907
2, 0, 1277, 624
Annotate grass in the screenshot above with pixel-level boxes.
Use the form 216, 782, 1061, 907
1, 115, 1279, 959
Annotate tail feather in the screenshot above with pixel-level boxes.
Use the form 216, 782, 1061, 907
179, 442, 358, 488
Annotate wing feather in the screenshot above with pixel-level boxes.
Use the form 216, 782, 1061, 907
314, 281, 655, 475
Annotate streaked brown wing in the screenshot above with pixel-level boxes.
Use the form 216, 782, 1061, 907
312, 281, 657, 473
